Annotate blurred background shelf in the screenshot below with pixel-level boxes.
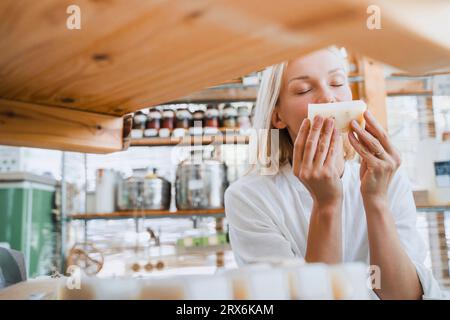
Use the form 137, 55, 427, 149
416, 205, 450, 212
69, 208, 225, 220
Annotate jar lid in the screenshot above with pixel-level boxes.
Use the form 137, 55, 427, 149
162, 109, 175, 117
192, 110, 205, 119
237, 106, 250, 116
176, 109, 192, 119
148, 110, 162, 119
222, 106, 237, 117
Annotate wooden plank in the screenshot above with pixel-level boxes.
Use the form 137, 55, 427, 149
0, 0, 334, 115
0, 278, 59, 300
0, 99, 124, 153
385, 78, 426, 96
333, 0, 450, 75
69, 208, 225, 220
1, 0, 448, 120
167, 86, 258, 104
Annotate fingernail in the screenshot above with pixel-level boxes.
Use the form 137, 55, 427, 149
366, 110, 374, 119
314, 115, 323, 122
351, 120, 358, 128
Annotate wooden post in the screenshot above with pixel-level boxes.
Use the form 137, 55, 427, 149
356, 56, 388, 130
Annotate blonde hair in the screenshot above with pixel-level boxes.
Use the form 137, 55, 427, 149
248, 47, 355, 175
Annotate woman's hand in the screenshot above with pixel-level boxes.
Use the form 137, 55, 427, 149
348, 110, 402, 204
293, 115, 343, 209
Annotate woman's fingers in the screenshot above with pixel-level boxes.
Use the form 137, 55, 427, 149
364, 111, 395, 155
350, 119, 388, 160
364, 110, 402, 165
302, 116, 324, 168
324, 127, 339, 168
347, 130, 381, 164
292, 118, 310, 175
313, 117, 335, 167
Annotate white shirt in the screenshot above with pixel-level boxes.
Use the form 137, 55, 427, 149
224, 160, 443, 299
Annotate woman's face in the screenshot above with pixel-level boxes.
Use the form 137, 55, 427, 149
272, 49, 353, 141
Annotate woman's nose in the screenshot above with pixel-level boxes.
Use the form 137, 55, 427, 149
315, 87, 336, 104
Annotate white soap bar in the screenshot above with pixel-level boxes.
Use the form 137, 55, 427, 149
330, 263, 370, 300
247, 269, 291, 300
289, 263, 334, 300
223, 264, 273, 300
184, 275, 233, 300
308, 100, 367, 132
95, 278, 141, 300
139, 279, 186, 300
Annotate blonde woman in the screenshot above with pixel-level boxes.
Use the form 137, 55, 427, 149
224, 48, 442, 300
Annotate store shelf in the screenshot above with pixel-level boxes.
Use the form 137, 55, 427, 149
68, 208, 225, 220
416, 205, 450, 212
130, 134, 249, 147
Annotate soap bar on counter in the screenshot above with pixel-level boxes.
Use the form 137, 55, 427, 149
308, 100, 367, 132
57, 261, 370, 300
288, 263, 334, 300
184, 275, 233, 300
223, 264, 290, 300
329, 263, 370, 300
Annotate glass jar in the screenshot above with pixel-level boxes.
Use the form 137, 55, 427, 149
131, 111, 147, 138
176, 108, 192, 129
144, 109, 161, 137
174, 108, 192, 137
222, 104, 237, 129
204, 104, 220, 135
160, 108, 175, 138
189, 109, 205, 136
237, 106, 251, 134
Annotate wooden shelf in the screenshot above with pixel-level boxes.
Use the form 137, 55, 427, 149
68, 208, 225, 220
130, 134, 249, 147
167, 86, 258, 104
2, 1, 450, 153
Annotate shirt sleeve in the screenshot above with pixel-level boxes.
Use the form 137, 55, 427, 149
224, 183, 296, 266
388, 165, 444, 299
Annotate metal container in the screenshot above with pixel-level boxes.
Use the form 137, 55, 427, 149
175, 152, 228, 210
117, 175, 142, 210
142, 169, 171, 210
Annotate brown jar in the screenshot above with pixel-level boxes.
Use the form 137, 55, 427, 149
192, 109, 205, 127
144, 109, 161, 137
205, 104, 219, 128
161, 108, 175, 131
132, 111, 147, 130
189, 109, 204, 136
176, 108, 192, 129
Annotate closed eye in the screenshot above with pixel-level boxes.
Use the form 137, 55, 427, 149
297, 89, 312, 95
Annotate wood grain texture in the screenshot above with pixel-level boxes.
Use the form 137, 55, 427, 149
167, 86, 258, 104
0, 99, 124, 153
1, 0, 449, 118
